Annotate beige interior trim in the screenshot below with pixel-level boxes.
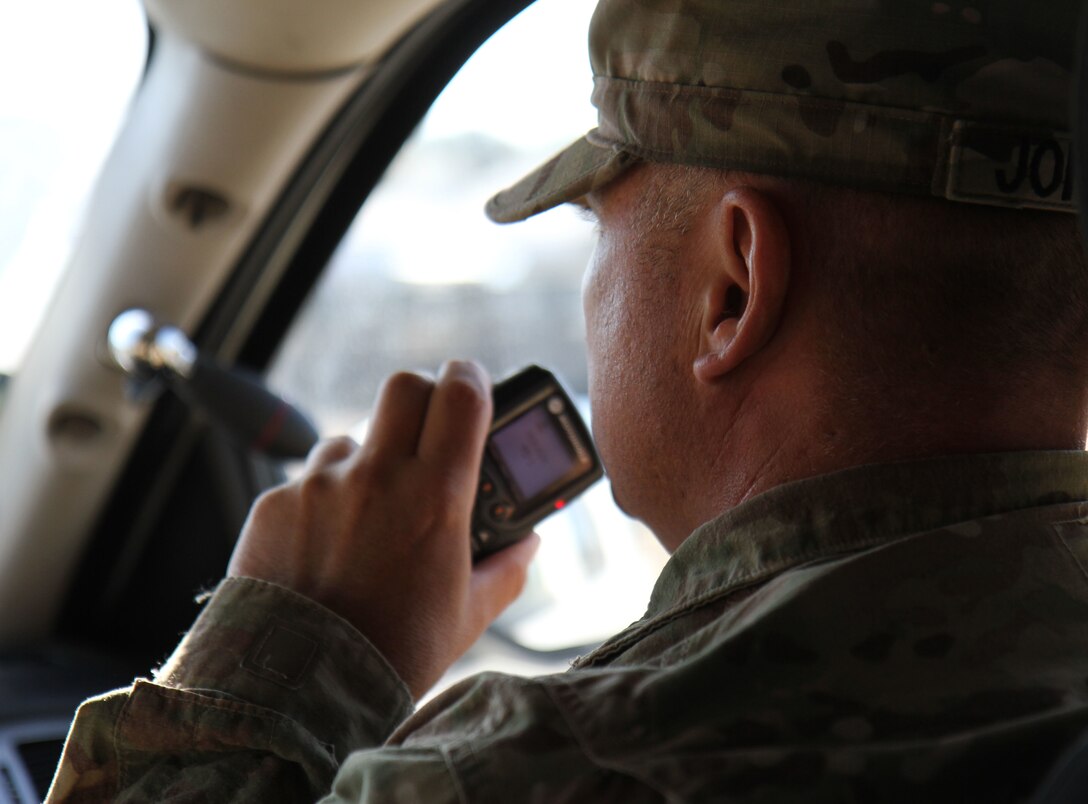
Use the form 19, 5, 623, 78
144, 0, 445, 74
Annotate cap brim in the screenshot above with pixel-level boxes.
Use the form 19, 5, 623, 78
485, 133, 639, 224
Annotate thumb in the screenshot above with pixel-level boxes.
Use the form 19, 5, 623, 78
468, 533, 541, 629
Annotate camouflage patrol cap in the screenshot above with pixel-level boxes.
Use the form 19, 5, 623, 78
486, 0, 1080, 223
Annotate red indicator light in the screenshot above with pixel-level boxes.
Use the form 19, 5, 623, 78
554, 499, 566, 510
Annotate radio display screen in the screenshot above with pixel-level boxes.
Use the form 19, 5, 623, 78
490, 406, 576, 502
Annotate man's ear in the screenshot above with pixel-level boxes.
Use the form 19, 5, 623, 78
693, 187, 790, 384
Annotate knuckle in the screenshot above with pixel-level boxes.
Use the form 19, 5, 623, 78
304, 435, 356, 471
249, 488, 277, 517
298, 467, 337, 499
248, 485, 292, 525
321, 435, 357, 454
310, 435, 355, 461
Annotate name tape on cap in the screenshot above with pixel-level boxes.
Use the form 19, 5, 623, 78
945, 120, 1075, 213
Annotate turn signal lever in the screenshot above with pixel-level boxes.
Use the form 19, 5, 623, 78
107, 309, 319, 459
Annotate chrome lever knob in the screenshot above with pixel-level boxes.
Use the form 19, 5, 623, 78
106, 308, 319, 459
107, 308, 196, 379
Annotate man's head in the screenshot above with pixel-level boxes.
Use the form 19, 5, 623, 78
488, 0, 1088, 547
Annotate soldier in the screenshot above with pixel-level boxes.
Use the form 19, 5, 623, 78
49, 0, 1088, 801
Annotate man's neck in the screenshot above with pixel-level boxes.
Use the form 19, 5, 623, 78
666, 373, 1088, 552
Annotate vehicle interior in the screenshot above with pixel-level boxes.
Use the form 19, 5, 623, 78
3, 0, 1088, 801
0, 0, 681, 798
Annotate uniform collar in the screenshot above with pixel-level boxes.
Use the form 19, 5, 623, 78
645, 450, 1088, 620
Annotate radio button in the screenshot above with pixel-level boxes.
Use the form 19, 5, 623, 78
489, 502, 515, 522
479, 476, 497, 497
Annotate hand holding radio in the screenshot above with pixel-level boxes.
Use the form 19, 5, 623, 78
228, 361, 540, 699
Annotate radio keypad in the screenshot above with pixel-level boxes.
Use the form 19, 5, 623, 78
489, 501, 515, 522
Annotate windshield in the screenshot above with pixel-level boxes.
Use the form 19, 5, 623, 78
0, 0, 148, 376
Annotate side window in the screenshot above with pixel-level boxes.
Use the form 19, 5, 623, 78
268, 0, 667, 684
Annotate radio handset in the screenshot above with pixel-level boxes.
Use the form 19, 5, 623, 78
471, 366, 603, 561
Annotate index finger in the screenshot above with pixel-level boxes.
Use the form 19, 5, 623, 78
417, 361, 492, 479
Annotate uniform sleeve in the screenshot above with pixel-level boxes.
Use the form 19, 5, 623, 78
45, 577, 415, 803
46, 578, 642, 803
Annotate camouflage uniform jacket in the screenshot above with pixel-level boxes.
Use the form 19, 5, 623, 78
48, 451, 1088, 802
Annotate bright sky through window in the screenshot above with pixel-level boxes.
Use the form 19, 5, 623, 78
0, 0, 147, 373
420, 0, 596, 149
